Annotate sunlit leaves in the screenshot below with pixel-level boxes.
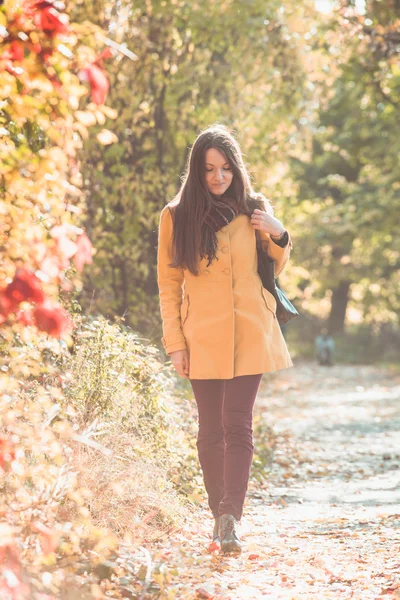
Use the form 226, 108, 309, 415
0, 0, 115, 339
96, 128, 119, 145
281, 2, 400, 333
0, 2, 120, 598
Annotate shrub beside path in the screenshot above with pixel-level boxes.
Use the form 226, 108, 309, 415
150, 362, 400, 599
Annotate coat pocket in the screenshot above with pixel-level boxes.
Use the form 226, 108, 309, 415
261, 285, 277, 319
180, 294, 190, 326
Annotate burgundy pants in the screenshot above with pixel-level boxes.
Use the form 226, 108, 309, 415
189, 373, 263, 522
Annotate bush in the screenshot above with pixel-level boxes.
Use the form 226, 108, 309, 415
0, 311, 203, 598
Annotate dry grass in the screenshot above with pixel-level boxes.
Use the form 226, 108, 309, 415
65, 427, 190, 545
56, 315, 200, 548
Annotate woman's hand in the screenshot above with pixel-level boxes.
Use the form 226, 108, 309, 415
251, 209, 285, 237
169, 348, 190, 379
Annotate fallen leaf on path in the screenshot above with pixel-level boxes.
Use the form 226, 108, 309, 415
196, 586, 214, 598
207, 541, 220, 553
248, 553, 260, 560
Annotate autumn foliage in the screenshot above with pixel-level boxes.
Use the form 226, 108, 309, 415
0, 1, 121, 598
0, 0, 117, 339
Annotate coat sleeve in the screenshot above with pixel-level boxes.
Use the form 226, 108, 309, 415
157, 206, 187, 355
259, 229, 293, 277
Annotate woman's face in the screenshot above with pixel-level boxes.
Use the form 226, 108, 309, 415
204, 148, 233, 197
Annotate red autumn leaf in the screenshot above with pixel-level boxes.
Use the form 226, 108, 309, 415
30, 41, 42, 54
32, 2, 70, 37
80, 63, 109, 105
207, 540, 220, 553
33, 302, 73, 338
9, 41, 24, 61
41, 49, 53, 63
49, 78, 62, 90
196, 588, 214, 599
73, 232, 93, 272
0, 289, 18, 322
248, 553, 260, 560
97, 47, 113, 61
5, 268, 45, 306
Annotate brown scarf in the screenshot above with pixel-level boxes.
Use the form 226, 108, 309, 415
201, 194, 241, 267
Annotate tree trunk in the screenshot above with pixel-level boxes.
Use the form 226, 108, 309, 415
328, 280, 351, 334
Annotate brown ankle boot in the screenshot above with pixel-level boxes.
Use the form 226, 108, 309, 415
219, 513, 242, 554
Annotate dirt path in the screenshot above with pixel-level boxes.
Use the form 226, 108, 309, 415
153, 363, 400, 599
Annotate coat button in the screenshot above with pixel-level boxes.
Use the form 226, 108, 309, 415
221, 246, 229, 253
223, 268, 230, 275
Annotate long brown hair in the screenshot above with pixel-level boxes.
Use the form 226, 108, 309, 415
168, 124, 274, 276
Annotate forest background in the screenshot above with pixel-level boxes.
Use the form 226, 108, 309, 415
75, 0, 400, 365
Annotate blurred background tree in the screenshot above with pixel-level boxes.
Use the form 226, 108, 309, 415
72, 0, 310, 335
69, 0, 399, 363
280, 0, 400, 361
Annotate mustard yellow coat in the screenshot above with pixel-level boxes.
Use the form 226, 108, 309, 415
157, 203, 294, 379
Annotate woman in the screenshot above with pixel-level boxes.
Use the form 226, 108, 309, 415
157, 124, 293, 554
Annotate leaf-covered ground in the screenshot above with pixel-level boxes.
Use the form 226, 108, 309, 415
145, 362, 400, 599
